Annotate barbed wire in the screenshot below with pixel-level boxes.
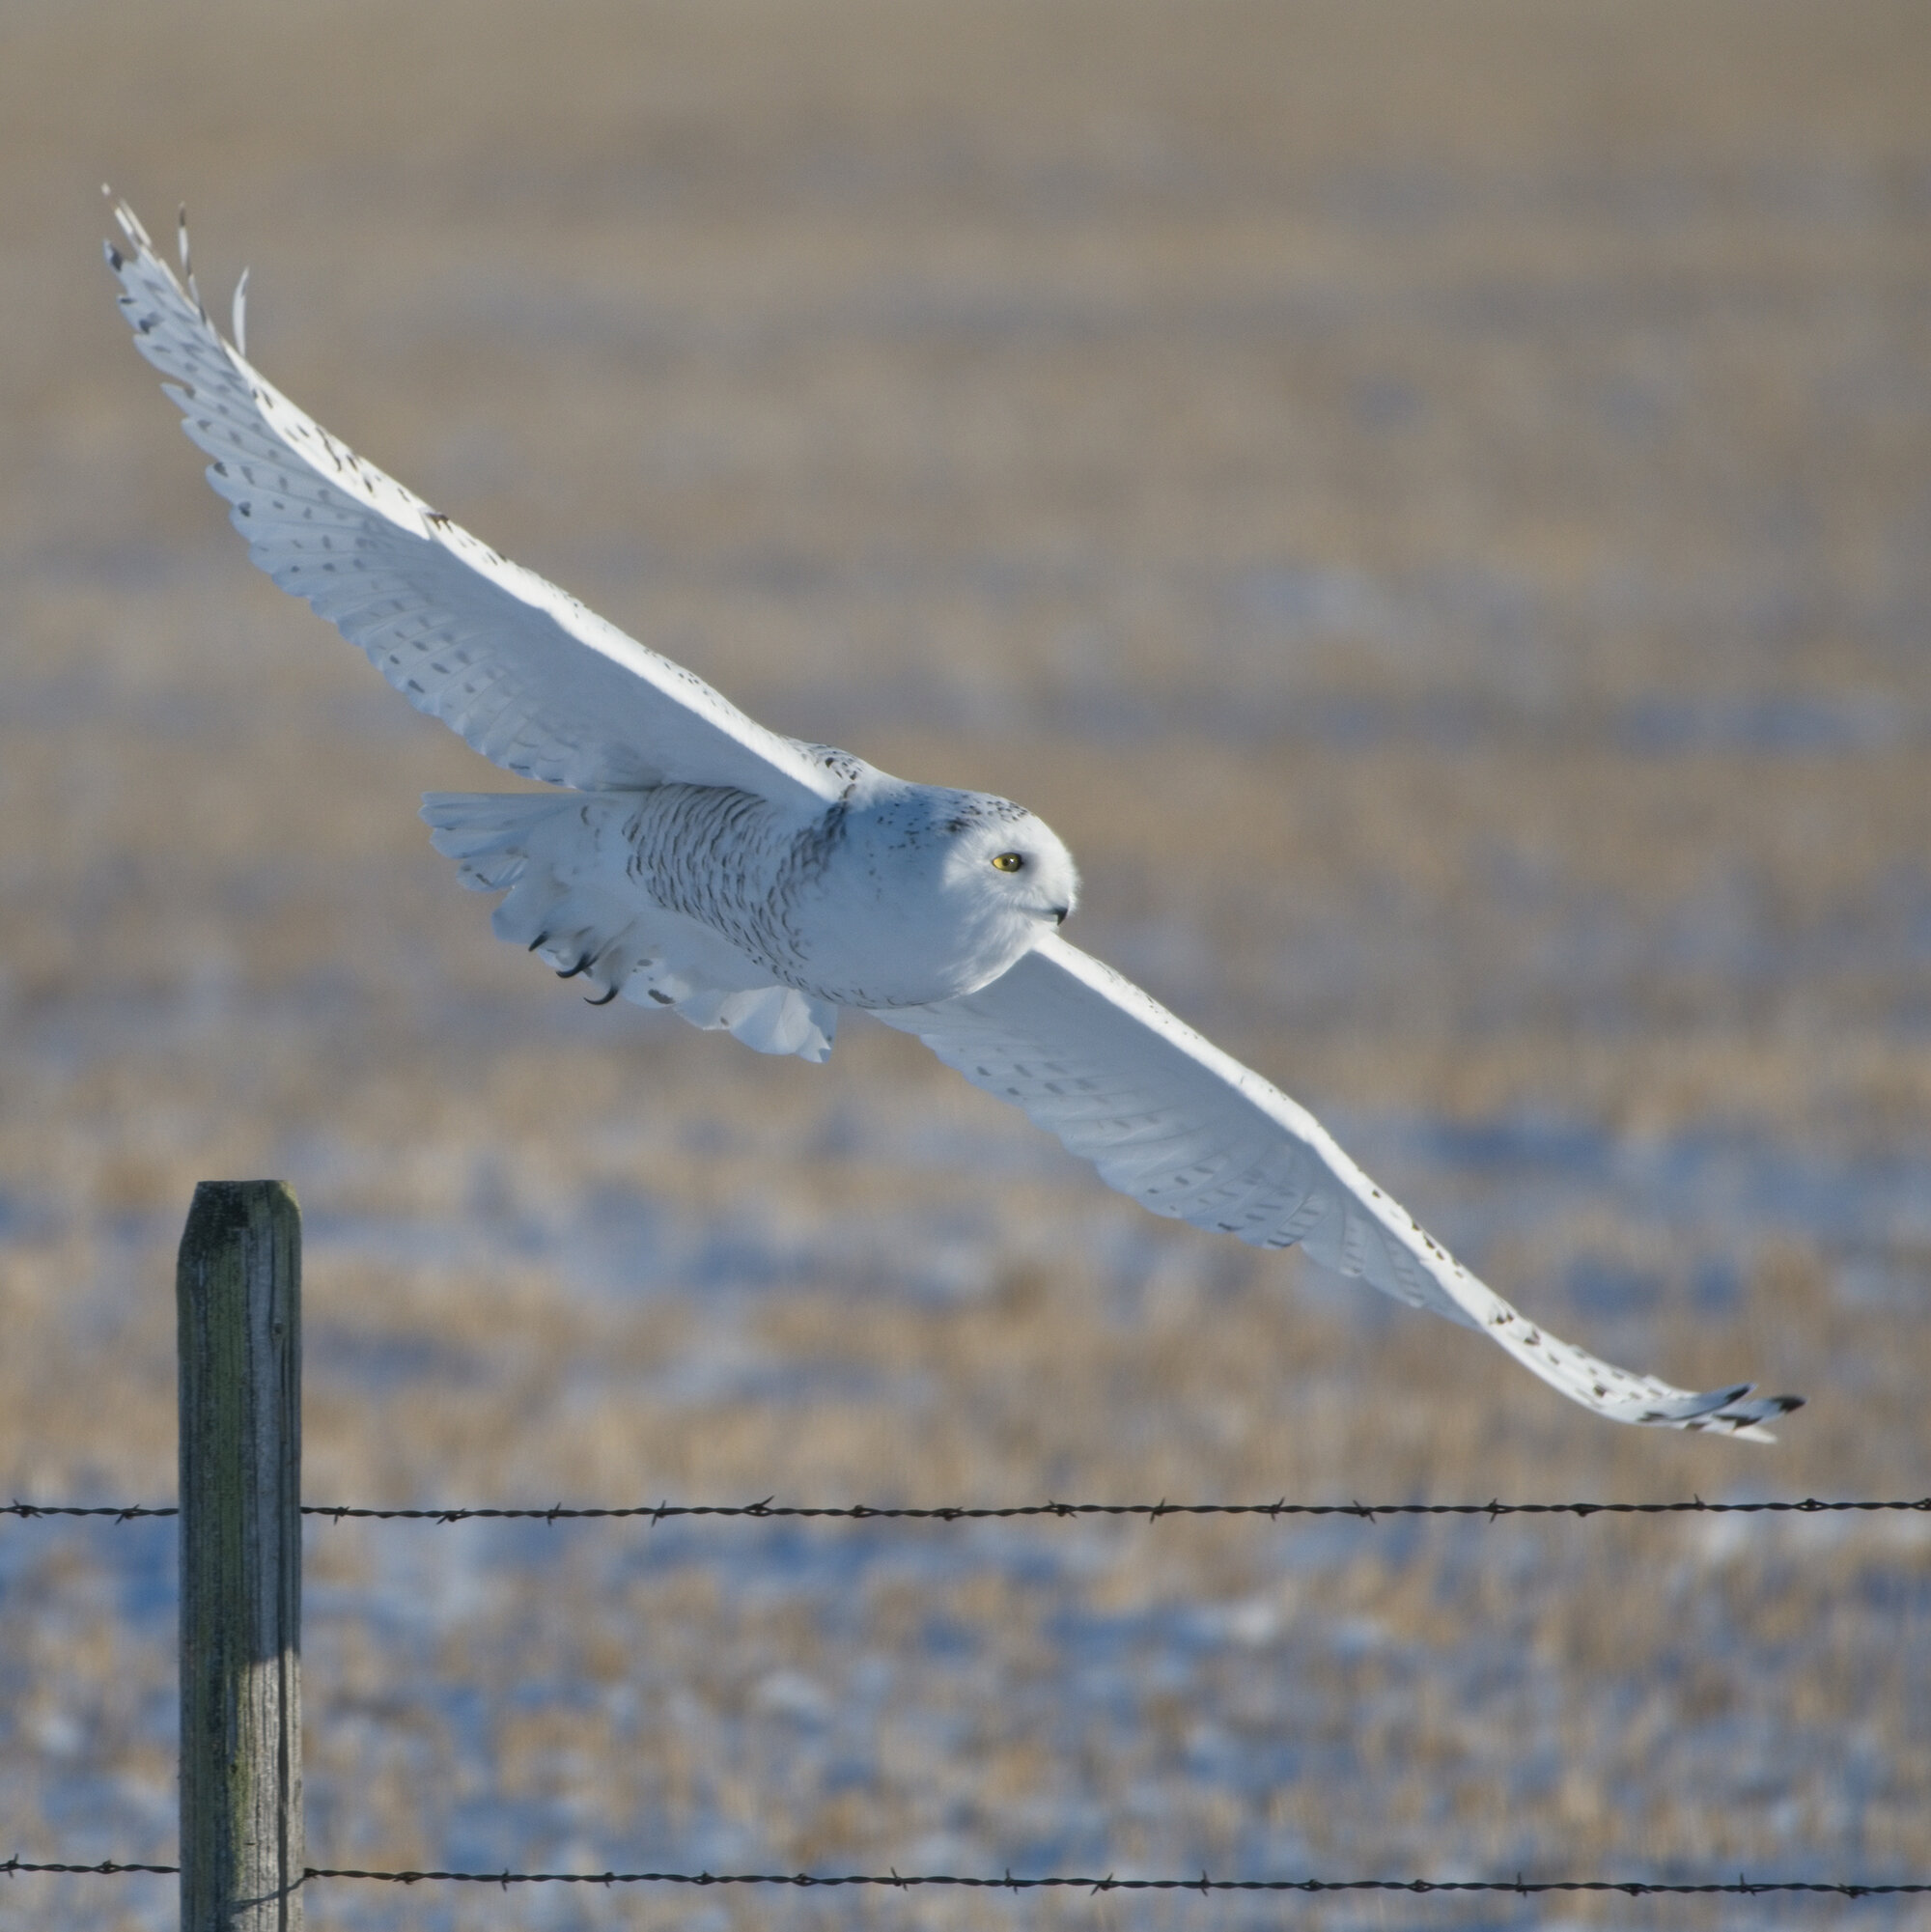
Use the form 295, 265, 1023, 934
5, 1495, 1929, 1526
301, 1495, 1931, 1525
309, 1868, 1931, 1898
4, 1856, 1924, 1897
0, 1858, 177, 1878
1, 1503, 175, 1522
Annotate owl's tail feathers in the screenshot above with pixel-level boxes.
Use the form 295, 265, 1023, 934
421, 792, 837, 1062
422, 792, 642, 980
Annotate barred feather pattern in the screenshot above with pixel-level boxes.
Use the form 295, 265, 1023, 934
422, 791, 840, 1059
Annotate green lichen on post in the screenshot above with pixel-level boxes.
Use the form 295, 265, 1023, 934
177, 1181, 304, 1931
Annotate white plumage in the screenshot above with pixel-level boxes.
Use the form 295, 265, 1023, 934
106, 197, 1802, 1440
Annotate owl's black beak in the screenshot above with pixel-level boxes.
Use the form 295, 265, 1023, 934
1050, 906, 1069, 926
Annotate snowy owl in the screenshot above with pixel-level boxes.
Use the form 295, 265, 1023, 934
105, 199, 1802, 1440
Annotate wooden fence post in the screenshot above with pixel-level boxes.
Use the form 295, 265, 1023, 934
177, 1181, 305, 1931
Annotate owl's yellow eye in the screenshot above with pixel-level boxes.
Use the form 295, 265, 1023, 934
991, 852, 1025, 872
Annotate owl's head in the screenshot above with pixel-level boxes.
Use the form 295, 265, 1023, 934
937, 796, 1079, 933
813, 780, 1080, 1005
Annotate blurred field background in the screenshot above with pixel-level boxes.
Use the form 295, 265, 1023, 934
2, 2, 1929, 1926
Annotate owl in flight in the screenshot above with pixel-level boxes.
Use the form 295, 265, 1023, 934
106, 198, 1800, 1439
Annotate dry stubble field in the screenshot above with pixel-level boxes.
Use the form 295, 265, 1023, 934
1, 4, 1929, 1927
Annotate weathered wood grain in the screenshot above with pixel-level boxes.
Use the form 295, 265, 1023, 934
177, 1181, 304, 1931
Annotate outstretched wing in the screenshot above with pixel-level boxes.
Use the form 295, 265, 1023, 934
880, 935, 1803, 1438
104, 199, 843, 812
